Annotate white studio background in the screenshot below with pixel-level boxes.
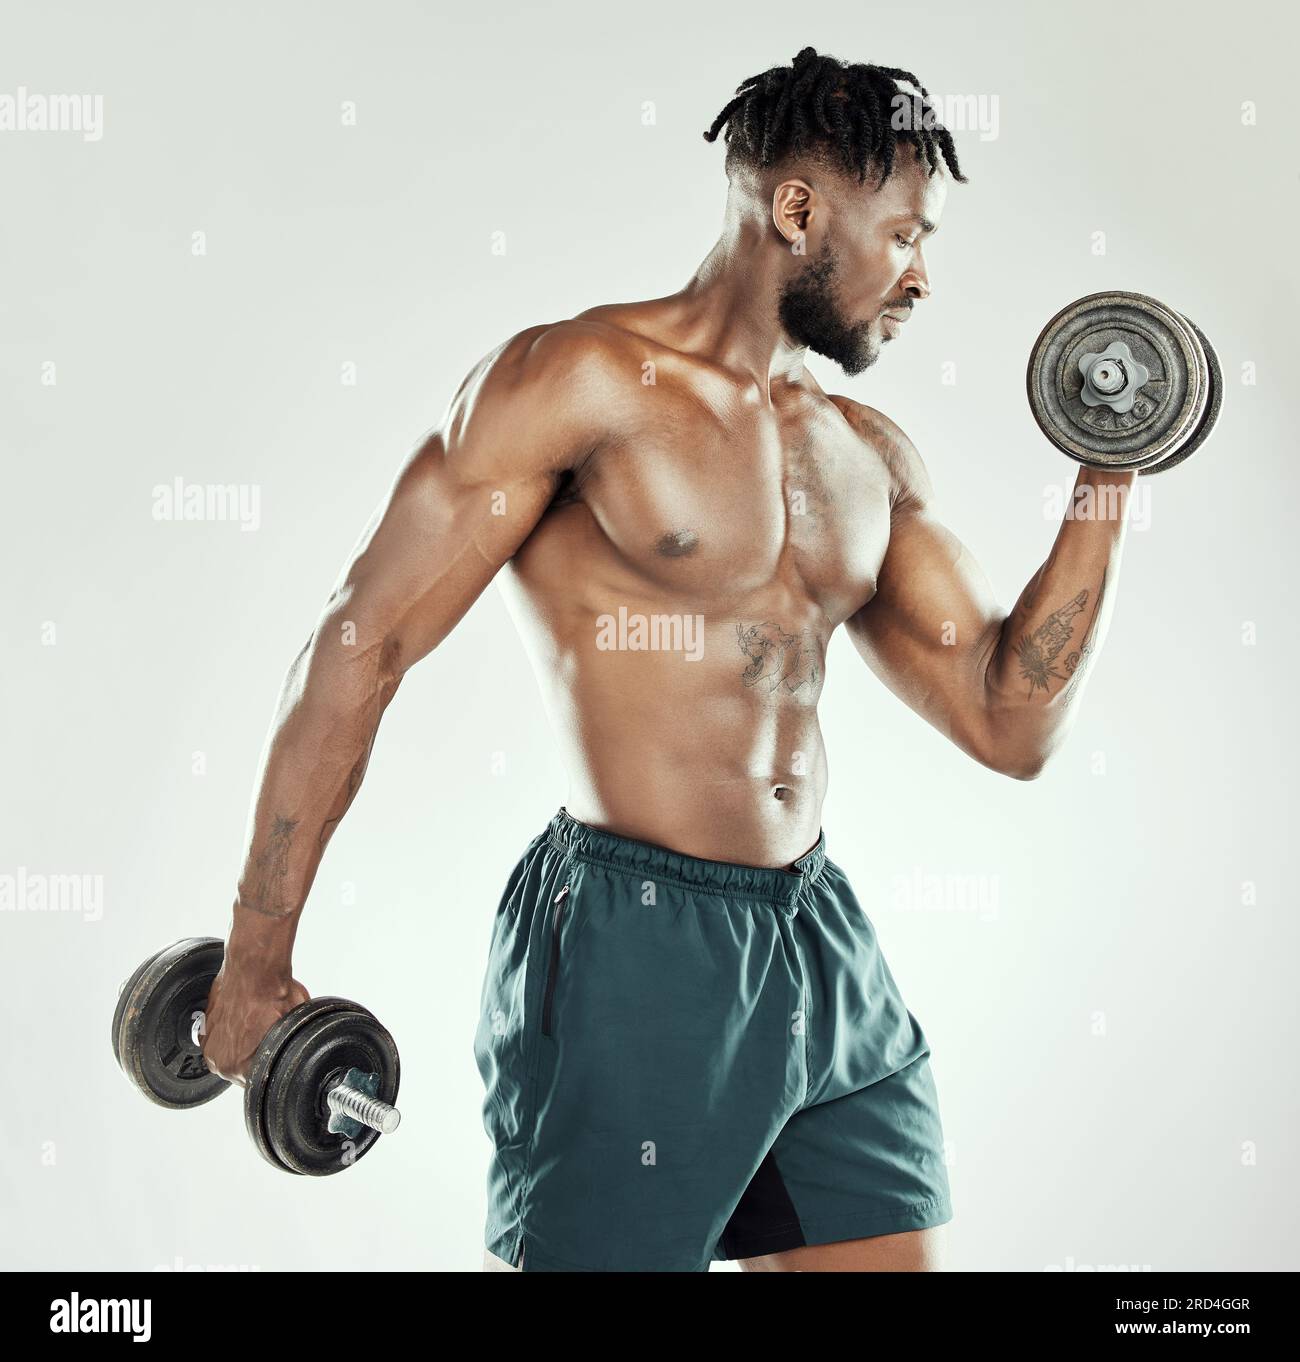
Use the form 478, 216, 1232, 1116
1, 0, 1295, 1272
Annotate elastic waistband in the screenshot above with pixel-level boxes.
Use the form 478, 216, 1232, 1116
545, 807, 827, 910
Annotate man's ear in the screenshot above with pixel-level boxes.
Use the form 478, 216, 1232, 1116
772, 179, 816, 250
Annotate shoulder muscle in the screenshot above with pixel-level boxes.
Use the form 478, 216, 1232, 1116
829, 395, 934, 512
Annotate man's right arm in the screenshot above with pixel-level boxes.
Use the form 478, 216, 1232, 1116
203, 321, 608, 1081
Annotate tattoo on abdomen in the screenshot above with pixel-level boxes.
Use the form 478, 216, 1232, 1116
1014, 589, 1089, 696
736, 621, 820, 694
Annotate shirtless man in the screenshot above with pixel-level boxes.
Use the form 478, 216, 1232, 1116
200, 47, 1133, 1272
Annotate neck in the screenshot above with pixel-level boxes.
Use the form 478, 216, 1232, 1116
668, 216, 809, 395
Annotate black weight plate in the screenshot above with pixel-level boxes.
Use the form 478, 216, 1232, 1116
1027, 291, 1208, 470
114, 937, 230, 1108
244, 997, 399, 1176
111, 948, 165, 1070
242, 996, 359, 1171
242, 996, 348, 1176
1140, 314, 1223, 475
266, 1010, 399, 1177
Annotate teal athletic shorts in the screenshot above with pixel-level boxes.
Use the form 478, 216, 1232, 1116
473, 808, 953, 1271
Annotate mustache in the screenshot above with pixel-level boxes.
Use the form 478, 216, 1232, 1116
879, 299, 913, 316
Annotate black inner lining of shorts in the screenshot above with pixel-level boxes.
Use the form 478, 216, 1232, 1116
720, 1150, 806, 1259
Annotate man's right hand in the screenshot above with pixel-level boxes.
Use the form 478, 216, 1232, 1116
200, 958, 310, 1086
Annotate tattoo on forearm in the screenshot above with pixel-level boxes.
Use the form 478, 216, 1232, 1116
317, 635, 402, 847
1060, 577, 1106, 704
243, 814, 300, 918
240, 635, 402, 913
1014, 589, 1089, 696
736, 621, 820, 694
319, 737, 375, 848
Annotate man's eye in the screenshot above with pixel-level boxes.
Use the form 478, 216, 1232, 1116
895, 234, 914, 249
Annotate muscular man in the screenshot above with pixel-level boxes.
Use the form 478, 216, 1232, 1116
201, 47, 1132, 1271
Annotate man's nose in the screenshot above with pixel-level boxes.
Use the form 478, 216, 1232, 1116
903, 248, 931, 301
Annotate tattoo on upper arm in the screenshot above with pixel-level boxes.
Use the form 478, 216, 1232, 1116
736, 622, 820, 694
1014, 589, 1089, 696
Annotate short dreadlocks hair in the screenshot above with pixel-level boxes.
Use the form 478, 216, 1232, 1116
703, 46, 966, 190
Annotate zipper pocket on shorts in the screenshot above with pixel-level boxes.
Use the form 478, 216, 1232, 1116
540, 884, 570, 1036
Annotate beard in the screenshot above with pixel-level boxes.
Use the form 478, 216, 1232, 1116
777, 236, 882, 376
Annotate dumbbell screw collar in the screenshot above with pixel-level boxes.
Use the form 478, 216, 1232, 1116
326, 1067, 402, 1136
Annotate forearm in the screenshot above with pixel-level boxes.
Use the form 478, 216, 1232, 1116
982, 465, 1136, 776
227, 627, 400, 974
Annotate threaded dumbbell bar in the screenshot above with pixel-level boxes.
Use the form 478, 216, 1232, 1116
326, 1066, 402, 1136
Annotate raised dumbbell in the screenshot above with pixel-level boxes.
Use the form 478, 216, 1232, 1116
1027, 291, 1223, 475
111, 937, 401, 1176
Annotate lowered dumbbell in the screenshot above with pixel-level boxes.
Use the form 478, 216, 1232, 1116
1027, 290, 1223, 475
111, 937, 401, 1176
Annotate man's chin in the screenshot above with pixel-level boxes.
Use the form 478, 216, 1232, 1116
819, 340, 880, 377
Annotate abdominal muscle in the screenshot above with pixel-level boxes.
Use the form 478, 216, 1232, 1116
504, 596, 831, 869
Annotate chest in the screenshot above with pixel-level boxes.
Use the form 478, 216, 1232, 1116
571, 386, 893, 621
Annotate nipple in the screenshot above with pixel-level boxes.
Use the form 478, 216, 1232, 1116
655, 530, 699, 558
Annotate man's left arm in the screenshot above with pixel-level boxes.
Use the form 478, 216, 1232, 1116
841, 400, 1135, 780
